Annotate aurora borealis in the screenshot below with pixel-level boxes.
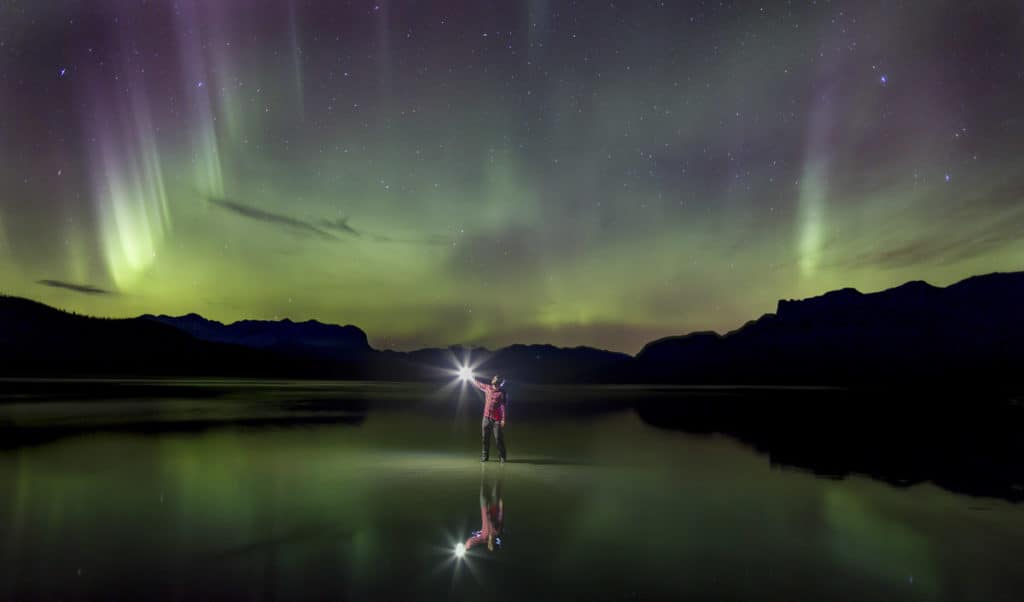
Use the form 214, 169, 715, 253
1, 1, 1022, 353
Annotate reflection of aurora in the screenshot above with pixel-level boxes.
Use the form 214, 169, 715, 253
823, 488, 938, 594
2, 404, 1023, 599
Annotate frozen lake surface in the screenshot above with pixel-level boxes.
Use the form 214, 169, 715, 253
1, 380, 1021, 601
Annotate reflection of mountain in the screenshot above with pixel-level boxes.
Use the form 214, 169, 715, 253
3, 270, 1024, 386
635, 388, 1024, 502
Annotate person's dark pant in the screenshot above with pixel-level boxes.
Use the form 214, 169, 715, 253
481, 417, 506, 462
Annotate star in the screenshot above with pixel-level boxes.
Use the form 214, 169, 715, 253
4, 0, 1023, 360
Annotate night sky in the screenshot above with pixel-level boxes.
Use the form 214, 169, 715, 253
1, 1, 1022, 353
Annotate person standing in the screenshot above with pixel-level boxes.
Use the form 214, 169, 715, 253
471, 375, 508, 463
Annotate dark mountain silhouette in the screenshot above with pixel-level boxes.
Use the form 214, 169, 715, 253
634, 270, 1024, 387
0, 295, 627, 382
2, 270, 1023, 386
372, 343, 633, 383
626, 271, 1024, 501
1, 296, 257, 376
0, 296, 354, 378
142, 313, 372, 361
4, 274, 1024, 501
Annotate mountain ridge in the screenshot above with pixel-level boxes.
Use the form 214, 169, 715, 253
4, 269, 1023, 385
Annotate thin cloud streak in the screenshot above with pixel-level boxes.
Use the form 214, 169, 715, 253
209, 198, 337, 241
38, 279, 114, 295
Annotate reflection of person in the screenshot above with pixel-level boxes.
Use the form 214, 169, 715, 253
465, 466, 504, 552
471, 375, 508, 463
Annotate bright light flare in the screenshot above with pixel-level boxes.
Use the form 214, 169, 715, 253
454, 543, 466, 558
458, 365, 473, 381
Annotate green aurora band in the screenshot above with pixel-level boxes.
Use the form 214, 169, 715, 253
1, 1, 1022, 352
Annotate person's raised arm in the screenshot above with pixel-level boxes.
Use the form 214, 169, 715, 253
470, 378, 488, 392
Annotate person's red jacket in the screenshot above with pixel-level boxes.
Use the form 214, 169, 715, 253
471, 380, 508, 422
